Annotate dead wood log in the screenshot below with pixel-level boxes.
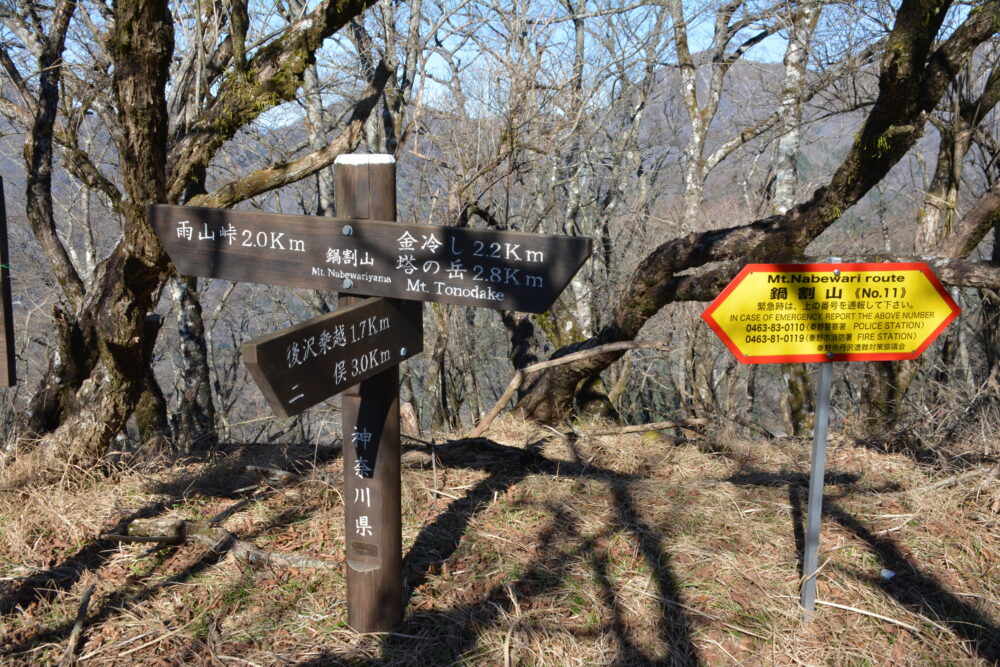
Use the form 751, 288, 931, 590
106, 518, 336, 570
245, 465, 341, 489
567, 418, 709, 438
468, 339, 675, 438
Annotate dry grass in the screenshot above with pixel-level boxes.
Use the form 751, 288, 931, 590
1, 417, 997, 665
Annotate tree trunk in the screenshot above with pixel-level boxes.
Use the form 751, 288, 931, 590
16, 307, 94, 441
169, 276, 217, 450
501, 311, 542, 375
18, 2, 174, 465
135, 366, 170, 449
772, 3, 819, 212
775, 2, 820, 437
985, 220, 1000, 376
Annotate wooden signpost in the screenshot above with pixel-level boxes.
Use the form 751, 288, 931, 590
148, 204, 591, 313
702, 262, 960, 616
333, 154, 403, 633
150, 154, 593, 633
0, 177, 15, 387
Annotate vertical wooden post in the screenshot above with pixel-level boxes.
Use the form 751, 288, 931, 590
0, 177, 16, 387
335, 155, 404, 632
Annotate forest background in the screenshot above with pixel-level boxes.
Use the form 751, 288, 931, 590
0, 0, 998, 459
0, 1, 998, 664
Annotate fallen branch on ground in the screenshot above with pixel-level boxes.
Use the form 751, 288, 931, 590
104, 518, 336, 570
245, 465, 341, 488
905, 464, 999, 495
59, 582, 95, 666
468, 339, 674, 438
565, 418, 709, 438
813, 599, 920, 634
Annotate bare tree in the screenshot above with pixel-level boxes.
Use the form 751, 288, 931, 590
514, 0, 1000, 424
668, 0, 786, 228
774, 1, 821, 436
0, 0, 387, 466
862, 51, 1000, 426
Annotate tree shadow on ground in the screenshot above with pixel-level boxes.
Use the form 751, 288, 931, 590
0, 441, 339, 661
145, 440, 340, 499
849, 428, 999, 469
299, 436, 699, 666
0, 502, 168, 619
729, 465, 999, 662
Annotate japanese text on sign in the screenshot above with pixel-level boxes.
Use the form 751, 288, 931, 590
150, 205, 592, 313
352, 427, 375, 537
241, 297, 422, 417
701, 263, 960, 363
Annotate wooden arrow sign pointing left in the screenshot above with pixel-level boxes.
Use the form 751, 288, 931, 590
149, 204, 592, 313
241, 297, 422, 417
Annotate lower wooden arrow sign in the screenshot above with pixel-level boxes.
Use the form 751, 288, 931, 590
241, 297, 422, 417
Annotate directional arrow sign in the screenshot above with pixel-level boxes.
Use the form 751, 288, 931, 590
701, 263, 960, 363
241, 297, 422, 417
149, 204, 592, 313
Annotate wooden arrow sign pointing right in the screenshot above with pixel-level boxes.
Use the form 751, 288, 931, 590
149, 204, 592, 313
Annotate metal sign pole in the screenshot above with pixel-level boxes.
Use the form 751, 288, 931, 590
800, 256, 841, 616
700, 258, 960, 616
800, 356, 834, 615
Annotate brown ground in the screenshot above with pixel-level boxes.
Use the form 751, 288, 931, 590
1, 417, 997, 665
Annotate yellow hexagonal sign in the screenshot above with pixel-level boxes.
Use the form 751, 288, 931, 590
701, 263, 960, 363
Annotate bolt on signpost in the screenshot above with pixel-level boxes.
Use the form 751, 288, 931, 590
148, 157, 592, 633
701, 262, 960, 616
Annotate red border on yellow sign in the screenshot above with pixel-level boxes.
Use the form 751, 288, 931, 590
700, 262, 961, 364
